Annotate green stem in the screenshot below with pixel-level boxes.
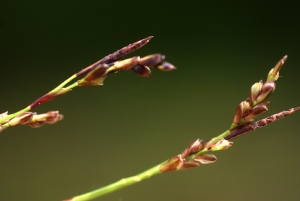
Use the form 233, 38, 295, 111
64, 82, 79, 91
70, 127, 230, 201
0, 75, 79, 125
51, 74, 77, 93
0, 106, 31, 124
210, 130, 230, 144
70, 164, 162, 201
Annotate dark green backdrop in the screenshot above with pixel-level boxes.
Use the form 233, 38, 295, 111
1, 1, 300, 201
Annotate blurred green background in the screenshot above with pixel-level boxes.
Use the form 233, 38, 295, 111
1, 1, 300, 201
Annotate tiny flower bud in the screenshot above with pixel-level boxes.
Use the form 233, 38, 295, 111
249, 80, 263, 106
130, 65, 152, 77
26, 121, 44, 128
113, 56, 139, 70
25, 111, 63, 128
210, 139, 233, 151
267, 55, 287, 82
233, 101, 250, 124
180, 160, 200, 169
256, 82, 275, 104
8, 112, 34, 126
181, 139, 202, 158
194, 154, 217, 164
159, 155, 183, 172
138, 54, 164, 66
18, 112, 35, 124
244, 102, 268, 121
44, 111, 63, 124
154, 61, 176, 71
79, 64, 109, 86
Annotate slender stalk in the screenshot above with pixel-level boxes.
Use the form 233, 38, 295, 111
68, 164, 162, 201
51, 74, 78, 93
0, 74, 78, 124
0, 106, 31, 125
61, 55, 299, 201
66, 106, 299, 201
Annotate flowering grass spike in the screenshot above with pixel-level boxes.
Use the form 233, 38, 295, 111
1, 37, 298, 201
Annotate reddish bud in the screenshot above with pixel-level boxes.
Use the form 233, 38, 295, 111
256, 82, 275, 104
43, 111, 63, 124
244, 102, 269, 121
194, 154, 217, 164
267, 55, 287, 82
249, 80, 263, 106
79, 64, 109, 86
180, 160, 200, 169
181, 139, 202, 158
25, 111, 63, 128
159, 155, 183, 172
8, 112, 34, 126
130, 65, 152, 77
114, 56, 139, 70
154, 61, 176, 71
233, 101, 251, 124
138, 54, 164, 66
210, 139, 233, 151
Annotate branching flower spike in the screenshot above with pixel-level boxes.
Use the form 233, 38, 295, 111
0, 36, 176, 133
2, 36, 298, 201
64, 55, 299, 201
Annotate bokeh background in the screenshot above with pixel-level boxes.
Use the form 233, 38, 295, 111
1, 1, 300, 201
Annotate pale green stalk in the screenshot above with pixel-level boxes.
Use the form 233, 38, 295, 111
69, 164, 162, 201
0, 74, 78, 125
